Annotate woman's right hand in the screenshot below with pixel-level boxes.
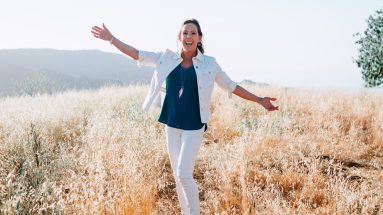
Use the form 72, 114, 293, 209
91, 23, 139, 60
91, 23, 113, 41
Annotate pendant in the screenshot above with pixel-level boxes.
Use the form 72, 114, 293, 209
179, 87, 183, 98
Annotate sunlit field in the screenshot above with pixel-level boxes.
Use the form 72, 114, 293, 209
0, 85, 382, 214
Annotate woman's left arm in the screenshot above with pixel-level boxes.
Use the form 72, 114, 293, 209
232, 85, 279, 111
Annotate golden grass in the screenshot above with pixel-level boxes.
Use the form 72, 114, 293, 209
0, 85, 382, 214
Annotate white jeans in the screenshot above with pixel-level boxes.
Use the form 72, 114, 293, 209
165, 125, 204, 215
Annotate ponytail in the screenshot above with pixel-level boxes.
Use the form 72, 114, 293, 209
197, 41, 204, 54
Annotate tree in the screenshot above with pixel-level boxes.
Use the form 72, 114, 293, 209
355, 8, 383, 87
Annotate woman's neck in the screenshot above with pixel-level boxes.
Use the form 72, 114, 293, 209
181, 49, 197, 61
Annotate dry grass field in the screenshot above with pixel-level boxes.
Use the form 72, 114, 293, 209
0, 85, 382, 214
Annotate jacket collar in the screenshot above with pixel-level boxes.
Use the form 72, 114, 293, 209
173, 49, 204, 63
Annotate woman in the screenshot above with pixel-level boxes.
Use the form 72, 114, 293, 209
91, 19, 278, 215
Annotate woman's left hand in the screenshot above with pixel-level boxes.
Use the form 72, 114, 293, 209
232, 85, 279, 111
259, 97, 279, 111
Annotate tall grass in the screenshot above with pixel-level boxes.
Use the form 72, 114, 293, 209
0, 85, 382, 214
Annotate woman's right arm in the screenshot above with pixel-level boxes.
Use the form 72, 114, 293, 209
91, 23, 139, 60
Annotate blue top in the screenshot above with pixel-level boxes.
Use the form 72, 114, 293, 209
158, 64, 205, 130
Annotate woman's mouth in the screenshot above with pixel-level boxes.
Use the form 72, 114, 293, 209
185, 41, 193, 46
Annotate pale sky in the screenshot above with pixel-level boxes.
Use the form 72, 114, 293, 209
1, 0, 382, 89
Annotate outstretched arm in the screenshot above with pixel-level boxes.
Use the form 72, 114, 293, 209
232, 85, 279, 111
91, 23, 139, 60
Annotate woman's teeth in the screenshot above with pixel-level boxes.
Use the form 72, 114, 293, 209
185, 41, 192, 45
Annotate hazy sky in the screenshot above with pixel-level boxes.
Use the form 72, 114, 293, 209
1, 0, 382, 89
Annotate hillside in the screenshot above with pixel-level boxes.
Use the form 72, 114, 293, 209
0, 49, 153, 95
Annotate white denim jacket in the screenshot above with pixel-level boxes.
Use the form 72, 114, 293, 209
137, 49, 237, 123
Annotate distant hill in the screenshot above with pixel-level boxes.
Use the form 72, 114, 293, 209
0, 49, 153, 96
239, 79, 270, 87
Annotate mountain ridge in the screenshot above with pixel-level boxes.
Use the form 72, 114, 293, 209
0, 49, 153, 95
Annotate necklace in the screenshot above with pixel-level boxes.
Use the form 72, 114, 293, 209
179, 65, 186, 98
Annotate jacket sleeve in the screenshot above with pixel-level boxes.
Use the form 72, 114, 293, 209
137, 50, 162, 68
214, 59, 237, 98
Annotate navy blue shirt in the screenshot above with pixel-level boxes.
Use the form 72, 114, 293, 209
158, 64, 205, 130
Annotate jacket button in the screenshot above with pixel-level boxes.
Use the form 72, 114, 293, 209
159, 61, 162, 64
196, 66, 199, 69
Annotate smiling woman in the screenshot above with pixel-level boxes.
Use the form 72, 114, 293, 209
91, 19, 278, 215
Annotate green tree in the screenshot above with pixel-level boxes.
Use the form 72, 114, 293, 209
355, 8, 383, 87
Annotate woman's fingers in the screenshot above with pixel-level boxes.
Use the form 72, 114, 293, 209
91, 30, 101, 39
268, 106, 279, 111
92, 31, 100, 37
91, 28, 102, 37
91, 24, 111, 41
92, 26, 103, 32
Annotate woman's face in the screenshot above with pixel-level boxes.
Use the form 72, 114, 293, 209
179, 23, 202, 53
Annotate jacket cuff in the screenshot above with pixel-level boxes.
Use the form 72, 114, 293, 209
137, 50, 147, 68
227, 82, 237, 99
